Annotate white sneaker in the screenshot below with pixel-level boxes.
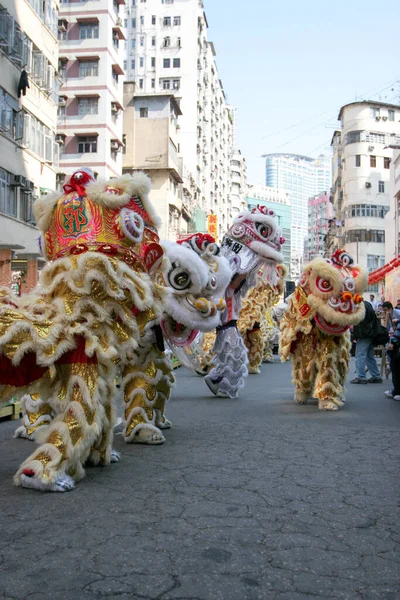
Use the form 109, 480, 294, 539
384, 390, 394, 398
393, 395, 400, 402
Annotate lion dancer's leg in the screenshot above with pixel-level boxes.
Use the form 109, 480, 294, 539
15, 345, 108, 492
263, 330, 274, 364
313, 334, 347, 411
123, 345, 175, 445
14, 394, 53, 440
205, 322, 248, 398
291, 332, 317, 404
245, 324, 264, 374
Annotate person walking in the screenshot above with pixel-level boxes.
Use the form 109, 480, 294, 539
369, 294, 378, 311
351, 300, 382, 384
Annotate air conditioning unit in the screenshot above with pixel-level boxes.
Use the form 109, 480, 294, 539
111, 103, 119, 114
365, 182, 372, 189
11, 175, 27, 187
368, 145, 374, 152
58, 22, 67, 32
116, 17, 123, 27
375, 116, 381, 121
55, 134, 66, 143
382, 116, 387, 121
110, 141, 120, 152
58, 97, 67, 106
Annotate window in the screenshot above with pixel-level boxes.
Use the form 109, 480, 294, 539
140, 16, 144, 25
177, 37, 181, 47
78, 97, 98, 115
0, 87, 24, 142
139, 107, 148, 118
370, 107, 380, 119
140, 36, 144, 46
163, 36, 170, 47
384, 157, 391, 169
345, 229, 385, 244
345, 204, 389, 219
345, 130, 362, 144
77, 136, 97, 153
79, 23, 98, 39
139, 57, 144, 67
355, 155, 361, 167
139, 78, 143, 89
124, 18, 127, 27
163, 58, 170, 68
112, 68, 119, 86
123, 60, 127, 70
79, 60, 98, 77
172, 79, 180, 89
162, 0, 174, 3
173, 58, 180, 68
367, 255, 385, 272
173, 16, 181, 25
131, 59, 135, 69
163, 17, 171, 26
370, 155, 376, 168
388, 109, 395, 122
0, 168, 16, 217
152, 36, 156, 46
151, 57, 155, 67
151, 78, 155, 88
131, 18, 136, 28
152, 15, 156, 24
378, 181, 385, 193
23, 112, 53, 161
162, 79, 170, 89
131, 39, 136, 48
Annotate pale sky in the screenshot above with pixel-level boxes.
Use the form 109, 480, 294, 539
205, 0, 400, 184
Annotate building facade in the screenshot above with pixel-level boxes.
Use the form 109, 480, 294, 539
263, 153, 331, 278
305, 192, 333, 263
246, 184, 292, 271
123, 82, 195, 241
123, 0, 234, 240
230, 148, 247, 216
329, 101, 400, 291
57, 0, 125, 184
386, 147, 400, 263
0, 0, 59, 292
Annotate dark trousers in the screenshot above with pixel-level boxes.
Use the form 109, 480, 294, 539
391, 354, 400, 396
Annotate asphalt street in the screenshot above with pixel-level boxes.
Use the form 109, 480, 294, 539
0, 359, 399, 600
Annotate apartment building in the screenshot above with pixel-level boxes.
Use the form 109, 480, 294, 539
329, 101, 400, 291
246, 184, 292, 271
123, 81, 194, 240
263, 153, 331, 278
57, 0, 125, 184
0, 0, 59, 292
230, 148, 247, 215
124, 0, 234, 240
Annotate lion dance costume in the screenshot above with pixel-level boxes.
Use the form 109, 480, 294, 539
0, 169, 173, 491
238, 264, 287, 373
204, 206, 285, 398
279, 250, 367, 410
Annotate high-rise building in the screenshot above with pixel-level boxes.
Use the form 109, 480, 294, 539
263, 153, 331, 277
124, 0, 234, 240
230, 148, 247, 216
0, 0, 59, 293
246, 184, 292, 271
56, 0, 125, 184
329, 101, 400, 292
386, 147, 400, 264
305, 192, 333, 263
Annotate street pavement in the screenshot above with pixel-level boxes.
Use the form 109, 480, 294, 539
0, 359, 399, 600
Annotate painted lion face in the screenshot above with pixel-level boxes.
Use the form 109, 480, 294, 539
160, 239, 232, 346
220, 205, 285, 276
297, 250, 368, 335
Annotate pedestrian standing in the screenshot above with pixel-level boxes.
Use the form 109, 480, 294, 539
386, 321, 400, 401
351, 300, 382, 384
369, 294, 379, 311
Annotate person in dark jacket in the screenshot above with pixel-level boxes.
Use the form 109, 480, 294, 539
351, 300, 382, 384
385, 321, 400, 401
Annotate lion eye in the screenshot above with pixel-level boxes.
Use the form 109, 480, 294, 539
255, 222, 272, 239
168, 265, 191, 291
316, 277, 333, 293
